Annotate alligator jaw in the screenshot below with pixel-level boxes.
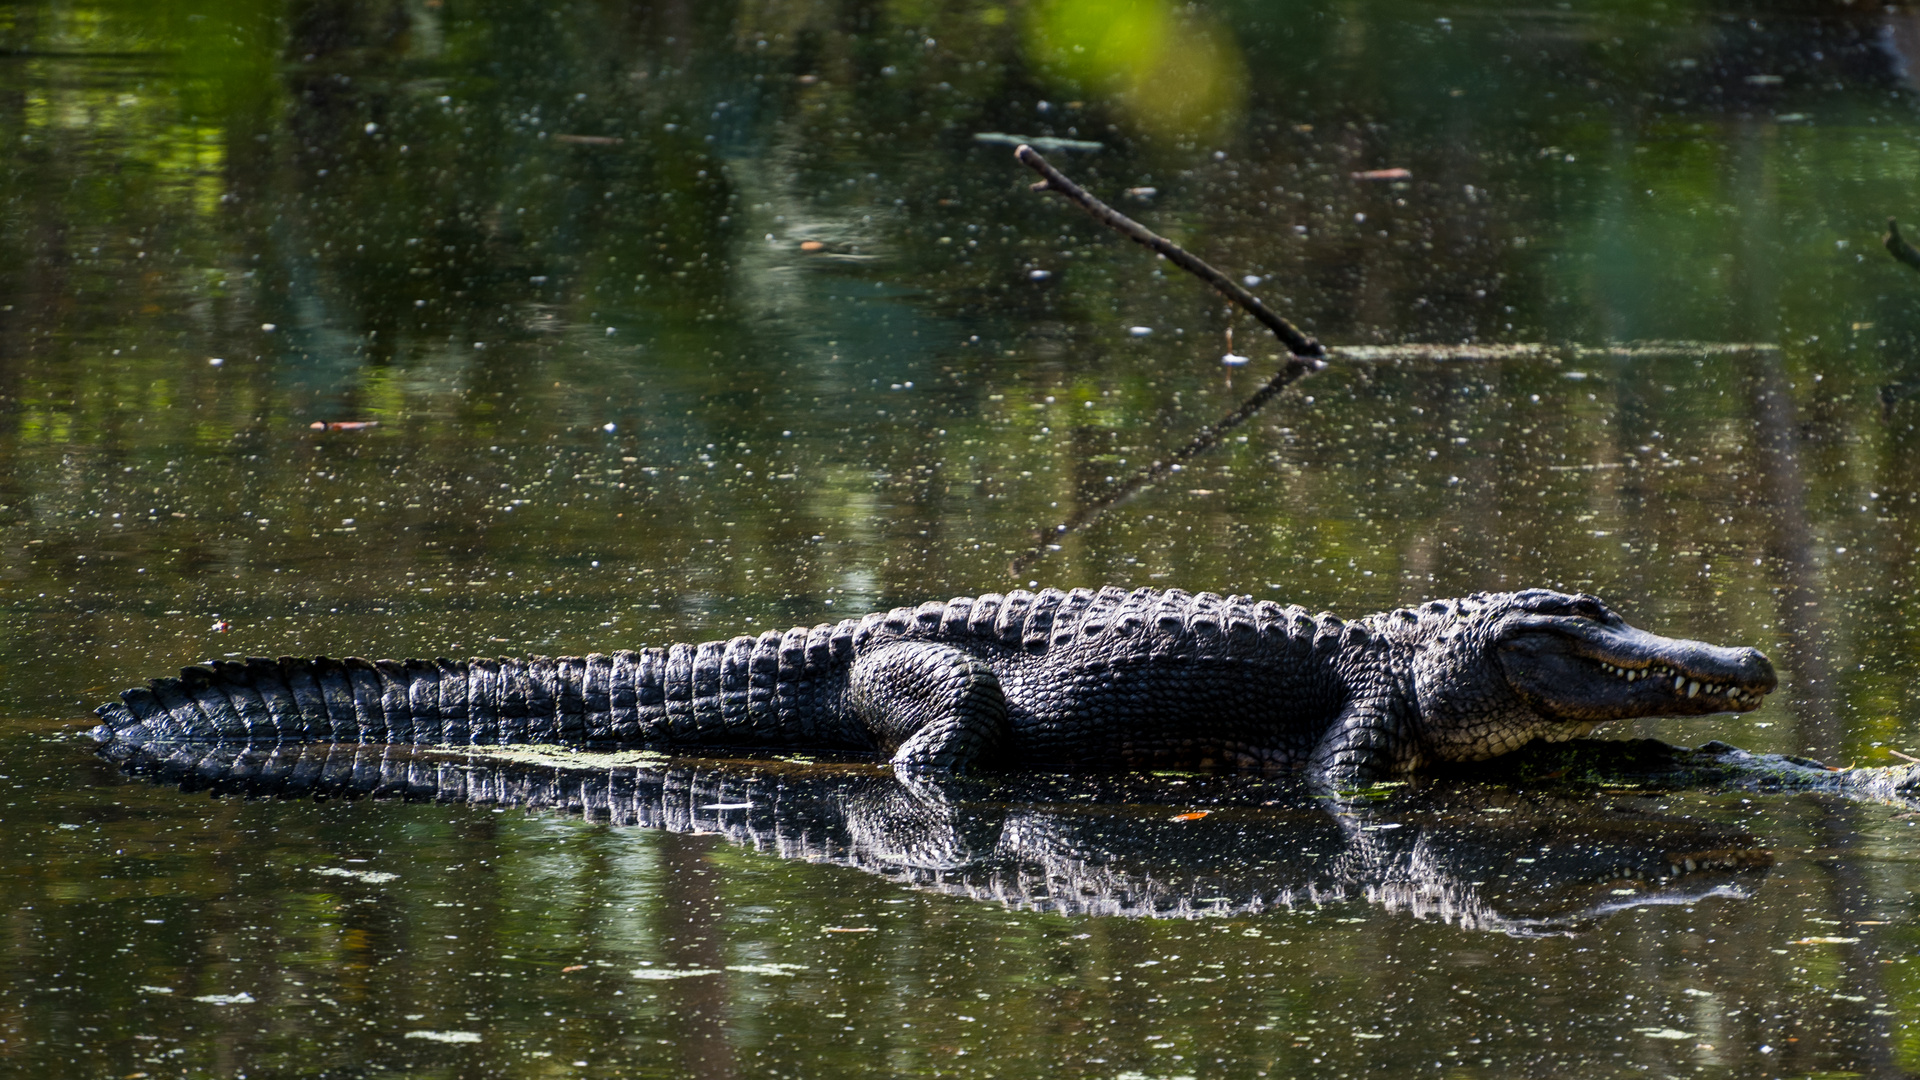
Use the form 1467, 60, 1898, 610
1496, 613, 1778, 724
1586, 657, 1770, 712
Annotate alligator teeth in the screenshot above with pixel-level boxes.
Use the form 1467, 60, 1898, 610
1595, 659, 1761, 705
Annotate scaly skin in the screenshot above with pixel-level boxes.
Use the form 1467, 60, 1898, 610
88, 586, 1778, 782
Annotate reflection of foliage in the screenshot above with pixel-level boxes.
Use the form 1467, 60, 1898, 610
1026, 0, 1247, 144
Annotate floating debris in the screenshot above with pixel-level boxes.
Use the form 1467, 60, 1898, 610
310, 420, 379, 432
1328, 341, 1779, 364
1351, 168, 1413, 181
312, 866, 399, 884
973, 132, 1104, 152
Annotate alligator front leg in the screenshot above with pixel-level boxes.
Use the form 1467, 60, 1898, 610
1307, 689, 1418, 787
847, 642, 1008, 772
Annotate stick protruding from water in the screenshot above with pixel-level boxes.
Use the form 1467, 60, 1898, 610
1015, 143, 1326, 361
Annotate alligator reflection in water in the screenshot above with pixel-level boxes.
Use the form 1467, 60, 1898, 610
99, 740, 1770, 937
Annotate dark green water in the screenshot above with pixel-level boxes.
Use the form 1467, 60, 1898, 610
8, 0, 1920, 1075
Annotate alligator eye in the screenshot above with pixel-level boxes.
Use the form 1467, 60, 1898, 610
1572, 598, 1610, 621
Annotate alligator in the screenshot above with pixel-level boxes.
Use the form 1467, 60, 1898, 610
89, 586, 1778, 781
98, 740, 1774, 935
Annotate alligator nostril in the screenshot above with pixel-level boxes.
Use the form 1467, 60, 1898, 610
1743, 648, 1779, 691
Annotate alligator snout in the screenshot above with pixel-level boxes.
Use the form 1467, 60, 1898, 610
1734, 647, 1778, 694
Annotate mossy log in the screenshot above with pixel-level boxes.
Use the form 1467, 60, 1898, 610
1470, 738, 1920, 804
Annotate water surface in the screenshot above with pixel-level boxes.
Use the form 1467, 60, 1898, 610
7, 0, 1920, 1076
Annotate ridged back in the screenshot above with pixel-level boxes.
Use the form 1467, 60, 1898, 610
846, 585, 1342, 658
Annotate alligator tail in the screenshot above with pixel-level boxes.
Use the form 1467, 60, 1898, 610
88, 635, 840, 748
92, 656, 597, 746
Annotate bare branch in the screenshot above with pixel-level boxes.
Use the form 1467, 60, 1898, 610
1006, 145, 1331, 575
1015, 144, 1326, 361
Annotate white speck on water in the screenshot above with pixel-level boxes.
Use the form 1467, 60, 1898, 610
406, 1031, 482, 1043
313, 866, 398, 884
1030, 269, 1051, 280
209, 357, 224, 366
1129, 326, 1153, 337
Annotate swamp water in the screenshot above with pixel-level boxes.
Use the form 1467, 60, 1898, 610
7, 0, 1920, 1075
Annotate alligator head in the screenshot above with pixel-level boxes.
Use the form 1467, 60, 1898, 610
1388, 590, 1778, 763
